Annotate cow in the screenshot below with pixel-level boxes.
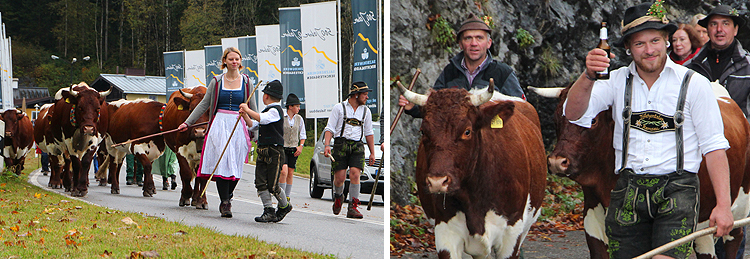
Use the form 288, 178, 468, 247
530, 83, 750, 259
34, 104, 70, 189
162, 86, 209, 209
400, 81, 547, 259
104, 99, 168, 197
1, 109, 34, 175
49, 83, 110, 197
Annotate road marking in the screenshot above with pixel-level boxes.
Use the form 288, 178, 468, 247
29, 169, 383, 226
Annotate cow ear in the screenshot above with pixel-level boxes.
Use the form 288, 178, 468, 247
477, 100, 515, 129
17, 113, 24, 120
61, 91, 75, 104
173, 97, 189, 111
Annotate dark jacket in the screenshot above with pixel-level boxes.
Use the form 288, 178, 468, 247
405, 51, 524, 118
685, 40, 750, 117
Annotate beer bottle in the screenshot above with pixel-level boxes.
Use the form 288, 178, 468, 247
596, 22, 610, 80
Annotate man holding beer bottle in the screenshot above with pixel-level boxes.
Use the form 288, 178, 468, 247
564, 2, 733, 259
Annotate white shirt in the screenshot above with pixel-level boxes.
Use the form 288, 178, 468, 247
563, 58, 729, 175
324, 100, 374, 141
284, 109, 307, 140
248, 102, 282, 130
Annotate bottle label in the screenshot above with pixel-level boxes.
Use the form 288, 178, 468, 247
597, 49, 610, 77
600, 28, 607, 40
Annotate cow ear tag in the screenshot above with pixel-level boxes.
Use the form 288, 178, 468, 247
177, 104, 184, 111
65, 98, 70, 103
491, 115, 503, 129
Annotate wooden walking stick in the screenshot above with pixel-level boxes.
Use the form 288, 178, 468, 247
634, 217, 750, 259
390, 69, 421, 135
200, 80, 262, 196
110, 121, 209, 148
367, 152, 384, 210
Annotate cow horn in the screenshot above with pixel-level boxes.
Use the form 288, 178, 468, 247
398, 81, 427, 106
99, 87, 111, 97
70, 88, 79, 97
15, 109, 21, 114
179, 89, 194, 99
528, 86, 564, 98
469, 78, 494, 106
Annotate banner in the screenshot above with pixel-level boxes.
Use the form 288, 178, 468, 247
351, 0, 379, 116
185, 50, 205, 87
301, 2, 340, 118
255, 25, 281, 111
204, 45, 223, 86
238, 36, 260, 107
279, 7, 305, 109
163, 51, 185, 98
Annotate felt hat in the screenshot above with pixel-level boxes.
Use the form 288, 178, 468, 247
698, 5, 745, 29
285, 93, 301, 107
263, 80, 283, 99
348, 81, 372, 96
457, 13, 492, 40
615, 2, 677, 48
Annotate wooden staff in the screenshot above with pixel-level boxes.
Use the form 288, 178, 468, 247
634, 217, 750, 259
390, 69, 421, 135
367, 151, 384, 210
201, 80, 262, 196
110, 121, 209, 148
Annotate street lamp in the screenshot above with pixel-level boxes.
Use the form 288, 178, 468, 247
51, 55, 90, 85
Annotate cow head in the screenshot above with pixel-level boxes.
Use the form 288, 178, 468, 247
0, 109, 25, 142
60, 83, 110, 136
530, 86, 614, 181
401, 80, 515, 194
175, 87, 209, 139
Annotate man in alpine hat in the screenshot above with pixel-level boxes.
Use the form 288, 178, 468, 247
564, 2, 734, 258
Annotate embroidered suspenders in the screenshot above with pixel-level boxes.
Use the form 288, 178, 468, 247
619, 70, 695, 173
339, 102, 367, 141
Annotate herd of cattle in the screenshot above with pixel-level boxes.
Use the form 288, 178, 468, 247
399, 81, 750, 259
5, 82, 212, 210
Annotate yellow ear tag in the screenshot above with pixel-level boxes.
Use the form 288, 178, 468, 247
491, 115, 504, 129
65, 98, 70, 103
177, 104, 184, 111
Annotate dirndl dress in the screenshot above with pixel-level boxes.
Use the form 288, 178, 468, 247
196, 109, 252, 180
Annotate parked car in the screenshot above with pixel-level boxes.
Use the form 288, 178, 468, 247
309, 122, 383, 201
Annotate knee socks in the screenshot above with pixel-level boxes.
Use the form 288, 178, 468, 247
285, 184, 292, 197
350, 184, 360, 201
259, 190, 274, 208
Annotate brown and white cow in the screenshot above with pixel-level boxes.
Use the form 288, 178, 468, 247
34, 104, 69, 189
401, 83, 547, 259
531, 83, 750, 259
104, 99, 168, 197
49, 83, 110, 197
1, 109, 34, 175
163, 86, 209, 209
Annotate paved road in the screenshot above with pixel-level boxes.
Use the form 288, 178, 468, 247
29, 163, 386, 259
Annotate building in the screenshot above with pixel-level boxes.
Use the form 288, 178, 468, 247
13, 86, 53, 121
90, 74, 167, 103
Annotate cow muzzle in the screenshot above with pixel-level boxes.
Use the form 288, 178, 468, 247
426, 176, 452, 194
548, 155, 569, 176
4, 131, 11, 138
82, 125, 95, 135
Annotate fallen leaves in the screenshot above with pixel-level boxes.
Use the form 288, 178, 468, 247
172, 230, 187, 236
121, 217, 137, 225
101, 250, 113, 257
130, 250, 159, 258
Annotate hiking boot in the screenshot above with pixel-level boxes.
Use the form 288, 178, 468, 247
162, 179, 169, 190
170, 175, 177, 190
126, 179, 134, 185
136, 180, 144, 187
347, 198, 363, 219
274, 203, 293, 222
220, 200, 232, 218
255, 207, 277, 223
332, 193, 343, 215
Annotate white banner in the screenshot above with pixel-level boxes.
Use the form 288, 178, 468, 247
255, 25, 281, 112
185, 50, 206, 88
301, 1, 340, 118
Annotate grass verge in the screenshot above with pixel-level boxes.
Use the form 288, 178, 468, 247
0, 155, 334, 259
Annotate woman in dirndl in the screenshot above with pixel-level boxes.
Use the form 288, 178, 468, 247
177, 47, 256, 218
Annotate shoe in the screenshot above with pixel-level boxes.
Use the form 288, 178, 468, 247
137, 180, 144, 187
220, 200, 232, 218
171, 178, 177, 190
347, 198, 363, 219
255, 207, 277, 223
162, 180, 168, 190
274, 203, 293, 222
42, 171, 49, 176
332, 193, 343, 215
126, 179, 134, 185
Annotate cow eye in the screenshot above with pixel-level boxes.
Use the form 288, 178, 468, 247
591, 118, 597, 125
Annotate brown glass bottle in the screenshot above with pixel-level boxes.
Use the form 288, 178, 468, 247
596, 22, 610, 80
